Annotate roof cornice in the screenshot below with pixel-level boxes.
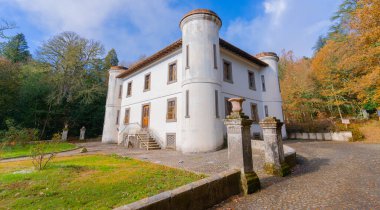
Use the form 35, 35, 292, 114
116, 38, 268, 79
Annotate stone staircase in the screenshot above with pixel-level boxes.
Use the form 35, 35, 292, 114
137, 131, 161, 150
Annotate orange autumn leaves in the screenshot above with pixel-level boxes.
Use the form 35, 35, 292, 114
281, 0, 379, 121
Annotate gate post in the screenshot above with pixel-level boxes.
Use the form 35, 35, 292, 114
224, 98, 260, 194
259, 117, 290, 176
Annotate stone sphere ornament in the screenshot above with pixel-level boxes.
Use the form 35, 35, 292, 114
228, 98, 245, 113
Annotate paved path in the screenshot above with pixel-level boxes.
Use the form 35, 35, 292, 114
214, 141, 380, 209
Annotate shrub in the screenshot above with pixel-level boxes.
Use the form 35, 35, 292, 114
30, 142, 55, 170
1, 119, 39, 145
51, 133, 62, 141
334, 123, 365, 142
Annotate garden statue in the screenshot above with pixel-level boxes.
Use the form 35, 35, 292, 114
80, 126, 86, 140
62, 124, 68, 141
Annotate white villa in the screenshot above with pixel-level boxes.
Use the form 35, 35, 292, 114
102, 9, 286, 153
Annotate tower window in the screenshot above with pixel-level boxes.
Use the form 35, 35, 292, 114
118, 85, 123, 98
127, 81, 132, 97
261, 75, 266, 92
215, 90, 219, 118
144, 73, 151, 91
213, 44, 217, 69
264, 105, 269, 117
223, 60, 233, 83
116, 110, 120, 125
186, 45, 190, 69
248, 71, 256, 90
168, 62, 177, 84
185, 90, 190, 118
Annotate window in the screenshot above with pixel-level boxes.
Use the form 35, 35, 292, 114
213, 44, 217, 69
225, 97, 232, 117
124, 108, 130, 124
185, 90, 190, 118
167, 98, 177, 122
264, 105, 269, 117
250, 103, 259, 123
261, 75, 266, 92
248, 71, 256, 90
144, 73, 151, 91
127, 81, 132, 97
186, 45, 189, 68
223, 60, 233, 83
118, 85, 123, 98
168, 62, 177, 83
215, 90, 219, 118
116, 110, 120, 125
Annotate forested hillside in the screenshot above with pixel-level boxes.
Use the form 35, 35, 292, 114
280, 0, 379, 124
0, 29, 119, 139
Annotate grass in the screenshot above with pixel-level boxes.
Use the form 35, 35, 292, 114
0, 154, 205, 209
0, 142, 77, 159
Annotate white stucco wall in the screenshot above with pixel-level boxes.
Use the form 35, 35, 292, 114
117, 50, 183, 148
220, 50, 286, 138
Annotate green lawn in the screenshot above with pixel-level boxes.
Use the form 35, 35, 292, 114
1, 142, 77, 159
0, 154, 205, 209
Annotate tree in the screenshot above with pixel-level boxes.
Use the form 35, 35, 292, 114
37, 31, 105, 105
312, 35, 327, 54
2, 33, 31, 63
104, 48, 119, 70
279, 51, 319, 122
0, 59, 20, 129
36, 32, 107, 137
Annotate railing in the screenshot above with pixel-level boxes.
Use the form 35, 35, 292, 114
118, 123, 163, 149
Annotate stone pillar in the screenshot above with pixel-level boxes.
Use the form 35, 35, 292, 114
80, 126, 86, 140
224, 98, 260, 194
259, 117, 290, 176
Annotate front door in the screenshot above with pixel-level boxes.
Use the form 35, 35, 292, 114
142, 104, 150, 128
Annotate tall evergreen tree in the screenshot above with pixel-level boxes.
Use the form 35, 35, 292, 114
104, 48, 119, 69
2, 33, 31, 63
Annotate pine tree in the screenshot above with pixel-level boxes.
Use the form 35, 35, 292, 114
104, 48, 119, 69
2, 33, 31, 63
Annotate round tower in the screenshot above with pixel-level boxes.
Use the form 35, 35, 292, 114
102, 66, 127, 144
179, 9, 224, 153
255, 52, 282, 102
256, 52, 286, 137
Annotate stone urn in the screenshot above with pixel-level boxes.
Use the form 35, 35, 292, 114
228, 98, 245, 113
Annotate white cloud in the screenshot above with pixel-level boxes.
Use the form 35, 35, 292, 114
9, 0, 185, 63
263, 0, 288, 26
223, 0, 340, 57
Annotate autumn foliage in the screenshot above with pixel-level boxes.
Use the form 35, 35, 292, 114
280, 0, 379, 122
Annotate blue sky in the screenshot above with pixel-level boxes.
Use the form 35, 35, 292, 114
0, 0, 341, 65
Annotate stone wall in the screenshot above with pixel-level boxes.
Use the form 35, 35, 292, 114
288, 132, 353, 141
114, 169, 241, 210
